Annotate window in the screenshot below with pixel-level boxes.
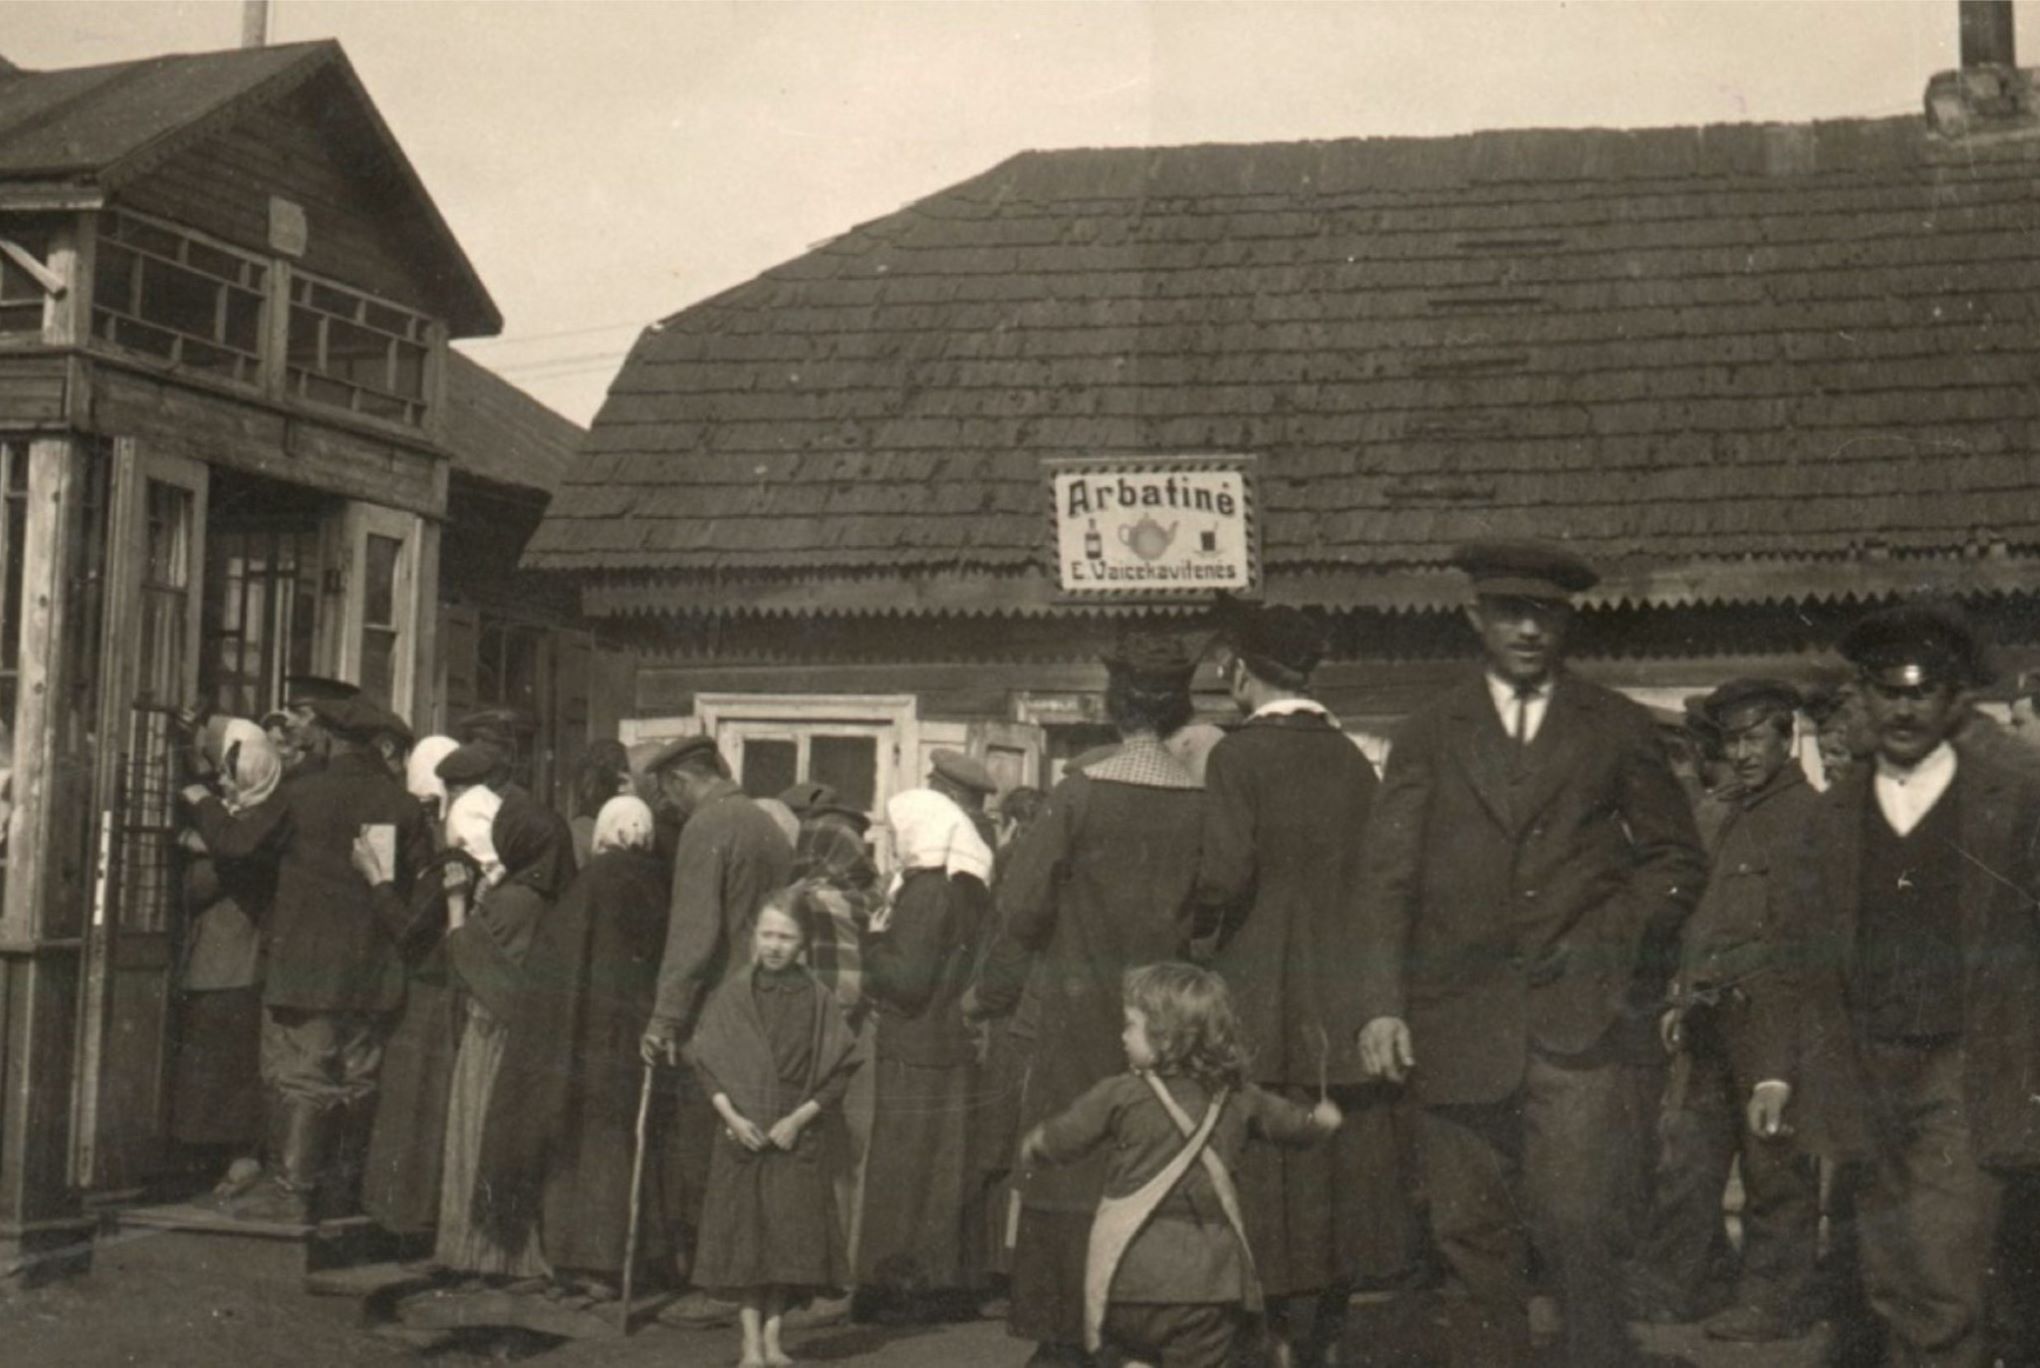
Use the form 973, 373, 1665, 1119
202, 525, 319, 719
727, 725, 883, 816
90, 212, 266, 385
475, 616, 544, 716
358, 532, 403, 709
287, 273, 430, 427
0, 226, 53, 335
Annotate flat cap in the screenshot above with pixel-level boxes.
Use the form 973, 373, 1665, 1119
929, 748, 997, 797
366, 705, 415, 747
1701, 677, 1803, 731
1220, 597, 1327, 682
641, 733, 721, 774
285, 674, 360, 705
779, 781, 838, 816
1100, 630, 1199, 691
1450, 539, 1598, 601
304, 695, 383, 739
1840, 600, 1989, 688
435, 741, 507, 786
455, 706, 533, 746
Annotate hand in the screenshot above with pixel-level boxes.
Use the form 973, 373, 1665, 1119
1357, 1017, 1416, 1084
866, 899, 895, 936
639, 1021, 681, 1067
728, 1115, 769, 1152
1018, 1125, 1047, 1169
1659, 1007, 1684, 1054
1310, 1098, 1344, 1132
178, 783, 212, 807
1747, 1081, 1793, 1140
960, 986, 984, 1021
766, 1114, 806, 1151
350, 832, 396, 887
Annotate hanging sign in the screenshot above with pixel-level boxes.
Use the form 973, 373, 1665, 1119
1045, 456, 1259, 599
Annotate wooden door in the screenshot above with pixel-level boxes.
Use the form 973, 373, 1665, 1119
73, 443, 208, 1191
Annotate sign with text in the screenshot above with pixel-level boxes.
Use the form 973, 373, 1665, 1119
1046, 457, 1259, 599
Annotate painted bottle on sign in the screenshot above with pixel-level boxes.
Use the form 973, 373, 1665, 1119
1085, 519, 1103, 559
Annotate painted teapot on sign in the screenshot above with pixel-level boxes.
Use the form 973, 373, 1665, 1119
1117, 514, 1178, 561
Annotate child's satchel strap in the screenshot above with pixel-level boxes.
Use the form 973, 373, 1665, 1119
1081, 1077, 1227, 1352
1140, 1073, 1264, 1317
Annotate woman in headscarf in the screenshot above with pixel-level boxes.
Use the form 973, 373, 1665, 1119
478, 796, 673, 1303
172, 716, 285, 1200
429, 789, 576, 1282
980, 633, 1207, 1367
567, 738, 634, 866
856, 785, 995, 1321
359, 735, 467, 1248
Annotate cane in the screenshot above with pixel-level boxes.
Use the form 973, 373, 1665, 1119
619, 1062, 656, 1335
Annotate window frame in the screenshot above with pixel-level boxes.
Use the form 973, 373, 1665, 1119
88, 210, 268, 389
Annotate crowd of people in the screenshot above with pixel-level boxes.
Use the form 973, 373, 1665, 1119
156, 535, 2040, 1368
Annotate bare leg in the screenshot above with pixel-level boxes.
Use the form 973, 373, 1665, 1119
739, 1293, 765, 1367
762, 1286, 792, 1366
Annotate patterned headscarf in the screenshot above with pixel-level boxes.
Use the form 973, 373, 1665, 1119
591, 795, 657, 854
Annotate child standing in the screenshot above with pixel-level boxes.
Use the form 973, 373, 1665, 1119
689, 881, 862, 1368
1020, 962, 1341, 1368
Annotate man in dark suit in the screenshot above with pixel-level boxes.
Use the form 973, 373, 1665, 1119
1762, 602, 2040, 1368
1356, 540, 1707, 1367
1192, 602, 1401, 1367
1635, 679, 1822, 1341
182, 694, 433, 1224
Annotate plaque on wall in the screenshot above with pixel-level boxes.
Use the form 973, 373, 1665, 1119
1044, 455, 1260, 600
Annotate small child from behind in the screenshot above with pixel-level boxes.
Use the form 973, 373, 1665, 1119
1019, 961, 1341, 1368
687, 881, 863, 1368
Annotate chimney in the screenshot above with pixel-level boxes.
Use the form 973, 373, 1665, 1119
241, 0, 269, 49
1962, 0, 2017, 67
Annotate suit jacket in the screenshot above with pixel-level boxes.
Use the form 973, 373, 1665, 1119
1191, 709, 1378, 1088
649, 781, 794, 1036
1776, 750, 2040, 1168
1356, 671, 1707, 1106
192, 749, 432, 1013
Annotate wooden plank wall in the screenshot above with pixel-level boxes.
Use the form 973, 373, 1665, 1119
116, 73, 434, 312
0, 356, 71, 430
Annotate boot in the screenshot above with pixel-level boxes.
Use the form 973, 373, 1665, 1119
234, 1095, 326, 1226
320, 1095, 377, 1221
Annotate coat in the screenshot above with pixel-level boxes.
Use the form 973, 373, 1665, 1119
1191, 710, 1378, 1087
192, 749, 433, 1013
865, 866, 987, 1067
649, 781, 795, 1036
991, 756, 1204, 1212
1773, 751, 2040, 1169
1356, 671, 1708, 1107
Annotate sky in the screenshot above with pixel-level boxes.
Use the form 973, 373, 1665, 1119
0, 1, 2016, 426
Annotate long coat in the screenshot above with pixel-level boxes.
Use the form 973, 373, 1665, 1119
1771, 751, 2040, 1169
649, 781, 795, 1036
1356, 672, 1707, 1107
993, 763, 1203, 1213
1192, 709, 1378, 1087
192, 749, 433, 1013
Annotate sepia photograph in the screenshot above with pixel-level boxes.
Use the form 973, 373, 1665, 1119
0, 2, 2036, 1365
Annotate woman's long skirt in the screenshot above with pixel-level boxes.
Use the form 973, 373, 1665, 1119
363, 978, 460, 1236
435, 1001, 547, 1278
856, 1055, 985, 1293
169, 986, 263, 1147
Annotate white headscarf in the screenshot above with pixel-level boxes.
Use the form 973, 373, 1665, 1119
405, 735, 460, 812
591, 795, 657, 854
203, 716, 283, 813
444, 783, 505, 885
885, 787, 995, 893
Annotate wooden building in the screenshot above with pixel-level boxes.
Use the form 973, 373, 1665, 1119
0, 41, 600, 1278
527, 48, 2040, 853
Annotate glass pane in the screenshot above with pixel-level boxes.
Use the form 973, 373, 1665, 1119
184, 240, 243, 284
360, 627, 395, 710
0, 303, 39, 333
223, 290, 262, 354
810, 735, 878, 813
327, 318, 389, 390
309, 281, 356, 317
503, 627, 541, 711
145, 481, 191, 590
364, 531, 400, 625
740, 738, 796, 800
288, 307, 322, 369
138, 258, 220, 341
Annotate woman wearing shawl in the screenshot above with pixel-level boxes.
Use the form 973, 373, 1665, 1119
477, 796, 673, 1301
978, 634, 1207, 1366
359, 735, 467, 1245
430, 790, 575, 1280
172, 717, 285, 1198
855, 786, 994, 1320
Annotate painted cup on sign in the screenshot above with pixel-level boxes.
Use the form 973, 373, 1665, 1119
1199, 528, 1218, 553
1117, 515, 1178, 561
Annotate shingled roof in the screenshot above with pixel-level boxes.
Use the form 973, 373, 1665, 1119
444, 351, 584, 496
529, 112, 2040, 612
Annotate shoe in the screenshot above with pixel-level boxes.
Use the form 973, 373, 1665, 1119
1703, 1302, 1810, 1342
231, 1175, 311, 1225
234, 1094, 327, 1225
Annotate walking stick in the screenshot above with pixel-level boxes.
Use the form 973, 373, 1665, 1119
619, 1062, 656, 1335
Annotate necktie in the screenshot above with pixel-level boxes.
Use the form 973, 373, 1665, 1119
1513, 683, 1536, 747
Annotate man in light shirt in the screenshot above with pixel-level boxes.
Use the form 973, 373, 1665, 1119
1356, 539, 1706, 1368
1771, 600, 2040, 1368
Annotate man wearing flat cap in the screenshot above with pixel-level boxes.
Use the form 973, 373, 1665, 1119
1768, 600, 2040, 1367
1189, 603, 1393, 1364
1356, 539, 1706, 1367
990, 630, 1208, 1363
1634, 679, 1821, 1341
179, 687, 433, 1224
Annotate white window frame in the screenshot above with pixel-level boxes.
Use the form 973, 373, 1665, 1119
332, 501, 420, 718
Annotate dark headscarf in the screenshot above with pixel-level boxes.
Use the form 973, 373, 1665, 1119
493, 791, 578, 900
449, 794, 577, 1018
